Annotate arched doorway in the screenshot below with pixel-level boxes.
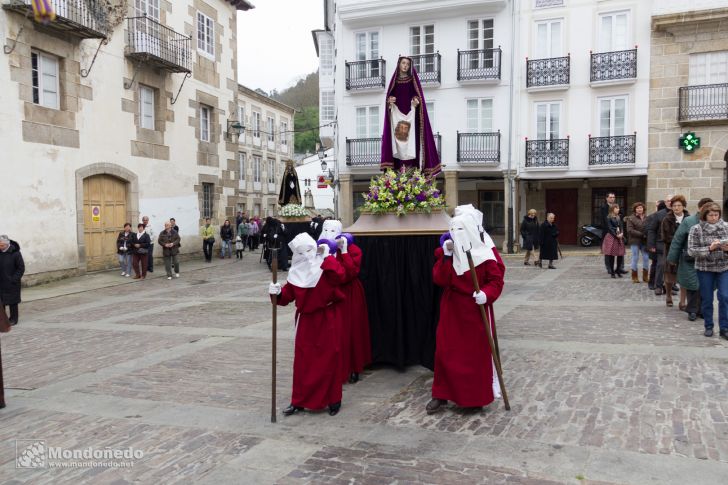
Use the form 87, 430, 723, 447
82, 175, 128, 271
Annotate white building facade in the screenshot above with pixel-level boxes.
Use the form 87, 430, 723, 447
0, 0, 253, 282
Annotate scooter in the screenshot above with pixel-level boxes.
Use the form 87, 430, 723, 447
579, 225, 603, 247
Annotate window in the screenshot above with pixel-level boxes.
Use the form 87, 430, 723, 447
200, 105, 211, 141
426, 102, 435, 131
535, 19, 562, 58
598, 11, 629, 52
467, 19, 494, 68
31, 51, 59, 109
135, 0, 159, 19
238, 152, 246, 181
280, 121, 288, 147
254, 203, 261, 217
319, 35, 334, 75
268, 159, 276, 184
598, 96, 627, 137
197, 12, 214, 57
535, 102, 561, 139
355, 31, 380, 78
202, 183, 214, 218
321, 90, 335, 122
355, 106, 380, 138
253, 155, 261, 183
466, 99, 493, 132
479, 191, 505, 235
252, 112, 261, 138
238, 106, 245, 126
139, 85, 155, 130
267, 116, 275, 143
689, 51, 728, 85
410, 25, 435, 73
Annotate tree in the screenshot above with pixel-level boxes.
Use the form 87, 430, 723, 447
294, 106, 319, 154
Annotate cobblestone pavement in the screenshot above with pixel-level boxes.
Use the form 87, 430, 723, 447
1, 253, 728, 484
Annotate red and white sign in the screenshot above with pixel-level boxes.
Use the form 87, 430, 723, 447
317, 175, 328, 189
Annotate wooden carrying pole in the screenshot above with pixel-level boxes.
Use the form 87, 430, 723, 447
464, 249, 510, 411
270, 241, 278, 423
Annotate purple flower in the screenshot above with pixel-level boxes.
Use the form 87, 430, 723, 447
416, 192, 427, 202
372, 194, 378, 201
432, 190, 441, 198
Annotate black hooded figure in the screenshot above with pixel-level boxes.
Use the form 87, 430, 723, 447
278, 161, 302, 206
263, 217, 289, 271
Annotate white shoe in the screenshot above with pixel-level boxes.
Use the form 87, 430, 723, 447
121, 272, 126, 276
174, 273, 180, 278
167, 276, 172, 280
125, 274, 130, 278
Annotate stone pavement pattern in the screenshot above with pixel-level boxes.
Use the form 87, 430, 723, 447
1, 254, 728, 484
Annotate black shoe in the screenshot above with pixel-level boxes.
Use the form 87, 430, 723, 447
282, 404, 303, 416
524, 261, 531, 266
720, 330, 728, 341
0, 402, 5, 409
611, 273, 616, 279
426, 398, 447, 415
328, 402, 341, 416
148, 269, 153, 273
348, 372, 360, 384
9, 318, 17, 326
704, 328, 714, 337
648, 285, 655, 290
616, 272, 623, 278
689, 313, 697, 321
618, 269, 628, 275
548, 265, 556, 269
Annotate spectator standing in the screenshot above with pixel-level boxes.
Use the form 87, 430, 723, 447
0, 235, 25, 325
170, 218, 179, 233
646, 195, 672, 295
625, 202, 649, 283
520, 209, 540, 266
141, 215, 155, 273
539, 213, 559, 269
238, 218, 250, 251
200, 218, 215, 262
235, 211, 244, 231
250, 218, 260, 251
661, 195, 688, 308
688, 202, 728, 339
220, 219, 234, 259
599, 193, 616, 273
116, 223, 133, 277
603, 204, 626, 278
131, 223, 151, 279
158, 222, 181, 280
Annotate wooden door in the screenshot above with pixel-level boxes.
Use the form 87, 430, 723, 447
83, 175, 127, 271
545, 188, 578, 245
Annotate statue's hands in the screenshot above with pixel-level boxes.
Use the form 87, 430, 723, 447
387, 96, 396, 105
412, 96, 420, 107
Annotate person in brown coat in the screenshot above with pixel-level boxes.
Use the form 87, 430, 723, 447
158, 222, 181, 280
661, 195, 688, 308
0, 297, 10, 409
625, 202, 649, 283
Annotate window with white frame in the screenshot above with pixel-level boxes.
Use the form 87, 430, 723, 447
200, 104, 211, 141
467, 19, 494, 68
280, 121, 288, 147
267, 116, 275, 143
31, 51, 59, 110
535, 102, 561, 139
355, 31, 380, 78
598, 11, 629, 52
268, 159, 276, 184
535, 19, 563, 59
202, 183, 214, 218
238, 105, 245, 127
139, 84, 155, 130
319, 35, 334, 75
598, 95, 627, 137
356, 106, 380, 138
410, 25, 435, 73
466, 99, 493, 132
135, 0, 159, 19
689, 51, 728, 85
320, 90, 335, 122
197, 12, 214, 57
238, 152, 246, 181
426, 101, 435, 132
253, 155, 261, 183
252, 111, 261, 138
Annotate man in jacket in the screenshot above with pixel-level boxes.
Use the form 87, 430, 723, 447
0, 236, 24, 326
158, 222, 181, 280
646, 195, 672, 294
200, 218, 215, 262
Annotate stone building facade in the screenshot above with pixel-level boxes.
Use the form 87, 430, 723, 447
647, 5, 728, 209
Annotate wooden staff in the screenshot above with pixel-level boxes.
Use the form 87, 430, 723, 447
0, 300, 10, 409
463, 248, 510, 411
270, 237, 279, 423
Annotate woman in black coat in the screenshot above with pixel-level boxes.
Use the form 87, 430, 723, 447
0, 235, 25, 325
539, 213, 559, 269
520, 209, 540, 266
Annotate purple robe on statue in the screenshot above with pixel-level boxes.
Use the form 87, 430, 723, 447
380, 56, 441, 177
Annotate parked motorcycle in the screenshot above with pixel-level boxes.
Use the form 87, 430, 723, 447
579, 225, 603, 247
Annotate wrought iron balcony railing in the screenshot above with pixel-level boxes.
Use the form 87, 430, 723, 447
345, 59, 386, 90
410, 52, 441, 84
2, 0, 109, 39
346, 137, 381, 166
525, 138, 569, 168
126, 15, 191, 73
457, 48, 502, 81
527, 55, 570, 88
588, 134, 636, 166
535, 0, 564, 7
457, 132, 501, 164
590, 48, 637, 83
678, 83, 728, 122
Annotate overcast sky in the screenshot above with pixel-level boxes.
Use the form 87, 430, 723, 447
236, 1, 323, 93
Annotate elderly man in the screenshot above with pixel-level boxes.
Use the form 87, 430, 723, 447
142, 216, 155, 273
0, 235, 25, 326
158, 222, 181, 280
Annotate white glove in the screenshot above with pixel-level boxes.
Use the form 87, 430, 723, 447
268, 282, 281, 295
318, 244, 328, 256
442, 240, 453, 256
337, 237, 348, 254
473, 291, 487, 305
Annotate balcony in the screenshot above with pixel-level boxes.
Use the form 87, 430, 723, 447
525, 138, 569, 168
457, 132, 501, 164
410, 53, 441, 84
678, 84, 728, 123
345, 59, 386, 91
590, 48, 637, 85
125, 15, 191, 73
2, 0, 108, 39
346, 137, 381, 167
526, 55, 569, 90
535, 0, 564, 6
457, 48, 502, 82
588, 134, 636, 166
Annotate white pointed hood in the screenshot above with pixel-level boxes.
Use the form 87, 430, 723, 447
286, 233, 324, 288
320, 220, 342, 241
449, 215, 495, 276
454, 204, 496, 250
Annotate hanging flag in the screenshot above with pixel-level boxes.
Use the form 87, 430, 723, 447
32, 0, 56, 24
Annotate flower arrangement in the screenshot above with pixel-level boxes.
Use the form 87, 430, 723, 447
362, 168, 445, 216
279, 204, 308, 217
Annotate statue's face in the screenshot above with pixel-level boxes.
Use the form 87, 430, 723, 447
399, 58, 411, 74
394, 121, 411, 142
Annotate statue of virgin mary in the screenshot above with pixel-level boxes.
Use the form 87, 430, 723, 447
380, 56, 441, 177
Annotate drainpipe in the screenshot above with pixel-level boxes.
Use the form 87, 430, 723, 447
506, 0, 518, 254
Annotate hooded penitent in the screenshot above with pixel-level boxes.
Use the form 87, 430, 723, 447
454, 204, 497, 250
320, 220, 342, 241
287, 233, 324, 288
448, 215, 495, 276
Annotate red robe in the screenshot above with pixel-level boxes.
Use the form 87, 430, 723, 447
277, 256, 346, 410
431, 247, 505, 407
336, 244, 371, 382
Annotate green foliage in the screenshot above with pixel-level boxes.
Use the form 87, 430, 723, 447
271, 72, 321, 154
294, 106, 319, 154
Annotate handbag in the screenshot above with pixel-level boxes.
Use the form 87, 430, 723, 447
137, 248, 148, 254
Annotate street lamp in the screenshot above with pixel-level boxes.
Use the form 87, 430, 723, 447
317, 147, 338, 218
